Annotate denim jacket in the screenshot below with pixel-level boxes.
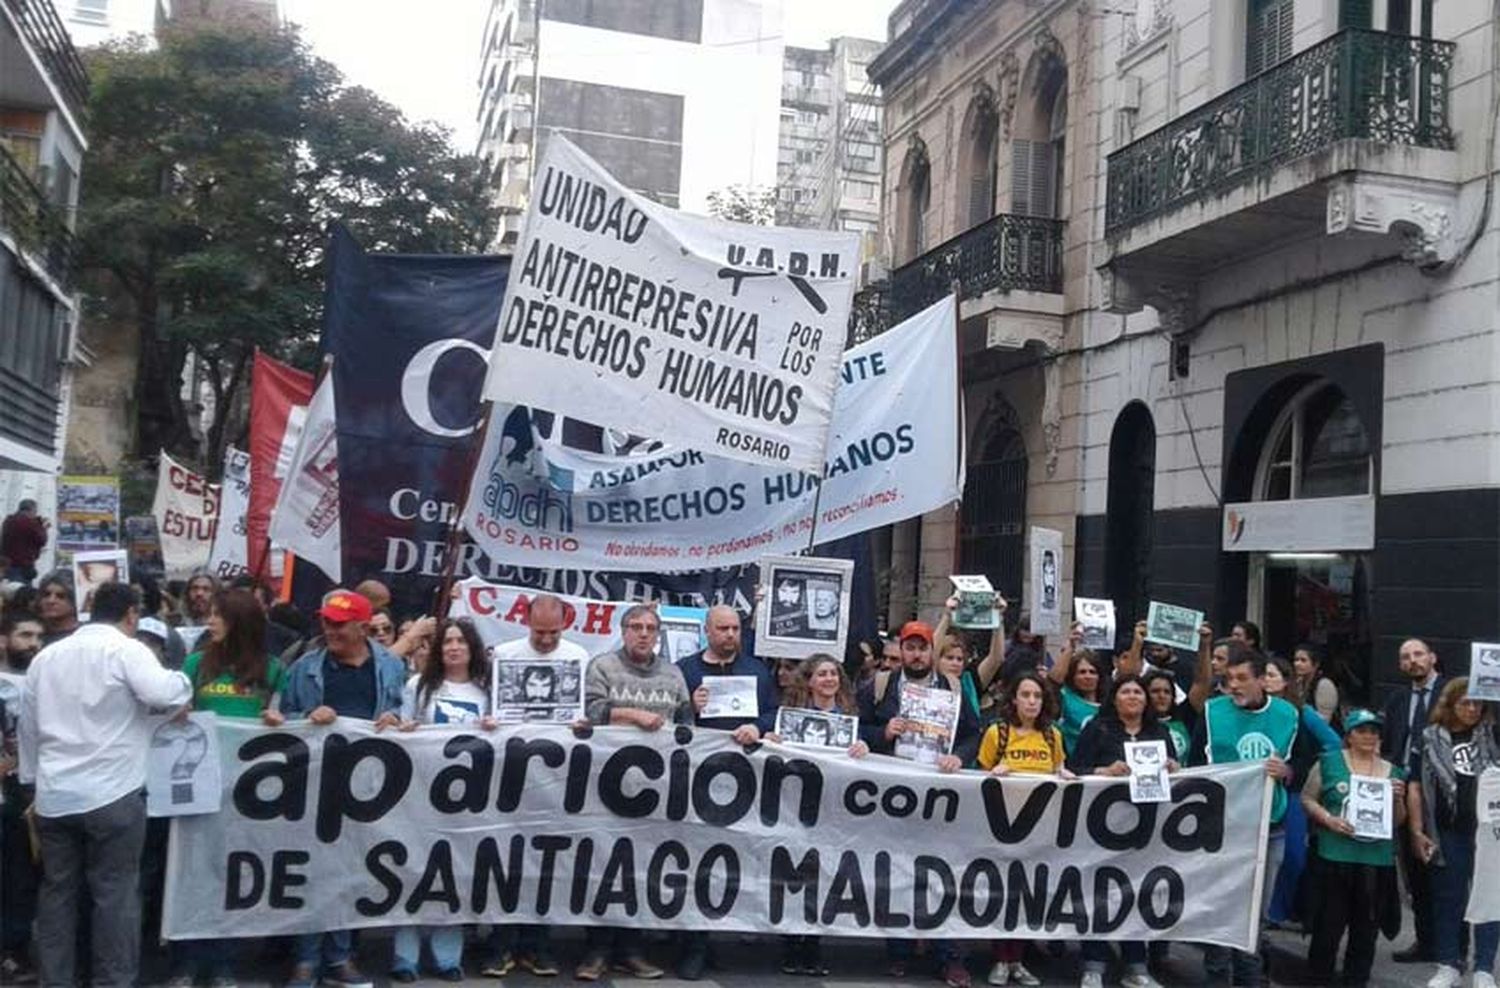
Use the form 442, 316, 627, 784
280, 641, 407, 720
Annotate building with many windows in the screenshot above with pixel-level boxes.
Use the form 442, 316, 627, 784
476, 0, 784, 249
864, 0, 1499, 698
0, 0, 89, 520
776, 36, 883, 251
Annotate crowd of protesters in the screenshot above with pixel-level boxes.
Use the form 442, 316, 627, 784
1, 504, 1499, 988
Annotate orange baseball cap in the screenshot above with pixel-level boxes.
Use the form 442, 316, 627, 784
319, 589, 373, 624
899, 620, 934, 644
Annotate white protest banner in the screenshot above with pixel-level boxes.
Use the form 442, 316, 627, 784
1029, 527, 1063, 635
147, 713, 222, 818
450, 577, 628, 656
465, 295, 959, 572
151, 452, 221, 579
207, 447, 251, 581
163, 720, 1271, 949
268, 372, 341, 583
485, 135, 859, 471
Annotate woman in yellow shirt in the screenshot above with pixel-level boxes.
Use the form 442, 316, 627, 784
976, 672, 1073, 986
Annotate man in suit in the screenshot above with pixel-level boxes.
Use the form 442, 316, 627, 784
1380, 638, 1445, 963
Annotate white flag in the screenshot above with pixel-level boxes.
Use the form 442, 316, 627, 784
206, 446, 251, 580
151, 452, 220, 579
268, 373, 341, 582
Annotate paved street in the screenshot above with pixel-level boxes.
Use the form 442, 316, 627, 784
138, 925, 1441, 987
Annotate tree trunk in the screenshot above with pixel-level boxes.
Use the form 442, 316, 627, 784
133, 285, 192, 462
203, 347, 249, 478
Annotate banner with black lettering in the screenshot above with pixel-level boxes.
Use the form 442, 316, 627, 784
463, 296, 960, 571
151, 452, 221, 579
162, 721, 1270, 949
484, 135, 859, 472
206, 446, 251, 581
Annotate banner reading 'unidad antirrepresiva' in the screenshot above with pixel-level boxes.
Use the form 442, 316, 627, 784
162, 721, 1272, 950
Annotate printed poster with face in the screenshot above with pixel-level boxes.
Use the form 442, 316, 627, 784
1125, 740, 1171, 804
71, 548, 129, 621
1028, 527, 1063, 635
659, 605, 708, 664
774, 707, 858, 749
493, 656, 585, 723
1345, 774, 1393, 840
949, 575, 1001, 630
1469, 642, 1500, 702
755, 555, 854, 659
1145, 601, 1203, 652
893, 681, 961, 766
1074, 598, 1117, 651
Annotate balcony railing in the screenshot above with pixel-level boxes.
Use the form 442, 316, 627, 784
845, 212, 1065, 342
0, 141, 76, 288
3, 0, 90, 124
1106, 29, 1454, 235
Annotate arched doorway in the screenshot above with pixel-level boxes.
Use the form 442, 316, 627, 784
1106, 403, 1155, 640
960, 410, 1028, 604
1247, 379, 1375, 700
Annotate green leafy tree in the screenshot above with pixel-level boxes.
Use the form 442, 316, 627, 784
78, 26, 496, 471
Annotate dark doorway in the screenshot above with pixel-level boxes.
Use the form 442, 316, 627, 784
960, 426, 1028, 604
1106, 403, 1156, 641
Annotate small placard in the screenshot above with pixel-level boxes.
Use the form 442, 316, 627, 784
1125, 740, 1172, 804
700, 676, 760, 720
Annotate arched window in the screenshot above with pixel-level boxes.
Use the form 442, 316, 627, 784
960, 415, 1028, 603
1255, 381, 1373, 501
959, 89, 1000, 229
897, 139, 932, 265
1012, 51, 1067, 218
1106, 403, 1156, 636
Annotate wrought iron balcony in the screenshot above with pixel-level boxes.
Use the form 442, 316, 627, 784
3, 0, 90, 124
845, 212, 1065, 342
1106, 29, 1454, 236
0, 141, 76, 288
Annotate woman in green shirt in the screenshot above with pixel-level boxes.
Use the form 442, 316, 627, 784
180, 587, 286, 723
1300, 708, 1406, 987
1047, 623, 1102, 755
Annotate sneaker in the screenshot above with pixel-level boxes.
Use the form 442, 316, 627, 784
481, 952, 515, 978
388, 973, 417, 985
437, 969, 464, 983
1081, 973, 1105, 988
285, 964, 317, 988
574, 953, 608, 982
943, 960, 974, 988
1122, 974, 1164, 988
1009, 964, 1041, 987
1425, 966, 1462, 988
519, 951, 560, 977
888, 961, 908, 978
1474, 973, 1498, 988
986, 961, 1011, 986
615, 954, 664, 980
323, 962, 374, 988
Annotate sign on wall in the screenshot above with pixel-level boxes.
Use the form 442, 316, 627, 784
1221, 495, 1375, 552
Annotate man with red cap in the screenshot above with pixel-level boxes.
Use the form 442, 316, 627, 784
856, 618, 982, 987
276, 588, 408, 988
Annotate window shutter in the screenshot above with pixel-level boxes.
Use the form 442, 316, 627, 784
969, 171, 992, 227
1275, 1, 1294, 64
1012, 140, 1056, 218
1247, 0, 1294, 75
1011, 140, 1033, 216
1339, 0, 1372, 29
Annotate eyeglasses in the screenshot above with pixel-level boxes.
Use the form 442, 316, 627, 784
624, 622, 659, 634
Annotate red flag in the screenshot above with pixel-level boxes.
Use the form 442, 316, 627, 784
248, 351, 314, 581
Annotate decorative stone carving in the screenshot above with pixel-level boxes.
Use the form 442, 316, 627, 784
1124, 0, 1174, 53
997, 50, 1020, 140
966, 79, 998, 136
1325, 175, 1457, 267
1041, 360, 1063, 478
1032, 25, 1066, 85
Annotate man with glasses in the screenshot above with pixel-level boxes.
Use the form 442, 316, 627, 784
576, 604, 693, 982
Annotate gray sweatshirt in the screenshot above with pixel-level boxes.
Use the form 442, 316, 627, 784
585, 648, 694, 726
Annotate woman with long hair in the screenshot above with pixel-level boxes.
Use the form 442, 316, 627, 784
1300, 708, 1406, 986
169, 589, 284, 985
935, 594, 1009, 718
1141, 669, 1192, 761
1047, 623, 1103, 755
766, 653, 866, 975
390, 619, 495, 981
977, 672, 1070, 986
1067, 674, 1171, 988
1409, 678, 1500, 988
1293, 643, 1341, 725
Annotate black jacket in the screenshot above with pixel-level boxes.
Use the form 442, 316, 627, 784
1067, 716, 1171, 776
856, 669, 981, 764
1380, 675, 1448, 766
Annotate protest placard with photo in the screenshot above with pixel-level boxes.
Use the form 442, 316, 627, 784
57, 475, 120, 551
1125, 739, 1172, 804
774, 707, 858, 749
1145, 600, 1203, 652
1470, 642, 1500, 702
893, 681, 961, 765
71, 548, 129, 620
147, 713, 221, 818
492, 655, 585, 723
1075, 598, 1117, 651
755, 555, 853, 659
1346, 774, 1393, 840
1028, 527, 1063, 634
483, 135, 859, 472
659, 605, 707, 663
699, 675, 760, 720
950, 574, 1001, 630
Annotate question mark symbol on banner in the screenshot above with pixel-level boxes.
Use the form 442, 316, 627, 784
152, 719, 210, 805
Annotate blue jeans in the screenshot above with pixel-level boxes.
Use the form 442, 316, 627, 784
172, 939, 239, 978
392, 926, 464, 974
1204, 827, 1286, 986
1083, 940, 1147, 974
1434, 828, 1500, 971
294, 930, 353, 970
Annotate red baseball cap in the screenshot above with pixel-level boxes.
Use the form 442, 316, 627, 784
319, 589, 374, 624
899, 620, 934, 644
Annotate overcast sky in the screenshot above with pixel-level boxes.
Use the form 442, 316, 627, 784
283, 1, 898, 154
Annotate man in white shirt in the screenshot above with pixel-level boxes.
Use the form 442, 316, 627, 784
19, 581, 192, 988
480, 593, 585, 979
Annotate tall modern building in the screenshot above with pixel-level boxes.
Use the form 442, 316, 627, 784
776, 36, 883, 249
0, 0, 89, 540
59, 0, 279, 47
476, 0, 785, 249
